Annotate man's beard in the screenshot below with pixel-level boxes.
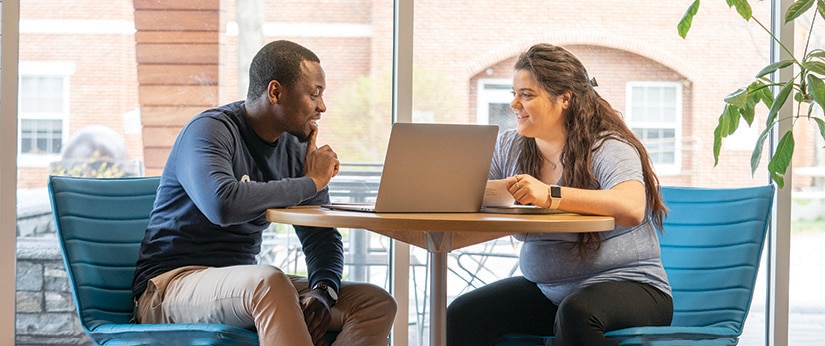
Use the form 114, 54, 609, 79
293, 129, 311, 143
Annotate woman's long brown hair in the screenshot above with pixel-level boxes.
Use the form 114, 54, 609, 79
514, 43, 667, 256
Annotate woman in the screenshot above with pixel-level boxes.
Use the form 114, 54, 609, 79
446, 43, 673, 345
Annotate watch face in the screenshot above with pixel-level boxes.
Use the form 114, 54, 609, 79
325, 286, 338, 301
550, 185, 562, 198
316, 284, 338, 302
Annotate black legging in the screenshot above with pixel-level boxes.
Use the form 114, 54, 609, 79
446, 277, 673, 346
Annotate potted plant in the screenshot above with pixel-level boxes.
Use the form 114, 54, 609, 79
678, 0, 825, 188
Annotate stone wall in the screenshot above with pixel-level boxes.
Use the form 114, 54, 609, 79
16, 190, 92, 345
16, 237, 92, 345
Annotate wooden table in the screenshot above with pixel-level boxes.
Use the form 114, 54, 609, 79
266, 206, 614, 346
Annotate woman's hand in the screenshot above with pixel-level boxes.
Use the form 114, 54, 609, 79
506, 174, 550, 208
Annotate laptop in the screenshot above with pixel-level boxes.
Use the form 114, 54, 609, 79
323, 122, 498, 213
479, 179, 565, 214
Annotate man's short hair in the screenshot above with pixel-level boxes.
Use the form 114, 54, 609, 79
247, 40, 320, 101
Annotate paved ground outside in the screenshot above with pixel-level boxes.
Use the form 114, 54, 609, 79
739, 231, 825, 345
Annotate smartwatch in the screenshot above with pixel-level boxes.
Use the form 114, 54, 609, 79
548, 185, 562, 209
313, 283, 339, 306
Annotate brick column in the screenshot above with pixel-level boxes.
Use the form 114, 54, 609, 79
133, 0, 221, 176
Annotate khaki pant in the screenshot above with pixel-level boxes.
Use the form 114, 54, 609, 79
136, 264, 397, 346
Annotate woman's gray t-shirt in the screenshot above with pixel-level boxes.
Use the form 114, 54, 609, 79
489, 130, 671, 304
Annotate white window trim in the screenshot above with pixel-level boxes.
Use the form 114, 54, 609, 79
625, 81, 683, 176
17, 61, 75, 167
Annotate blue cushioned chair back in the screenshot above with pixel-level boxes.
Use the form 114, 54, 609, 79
497, 185, 775, 345
659, 185, 774, 334
48, 175, 161, 330
48, 176, 260, 345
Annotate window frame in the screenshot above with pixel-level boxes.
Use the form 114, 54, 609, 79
476, 78, 513, 125
17, 61, 74, 167
625, 80, 683, 176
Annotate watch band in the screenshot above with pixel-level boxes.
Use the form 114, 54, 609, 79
548, 185, 562, 209
313, 283, 338, 305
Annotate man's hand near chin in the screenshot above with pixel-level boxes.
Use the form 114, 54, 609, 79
300, 289, 334, 346
303, 124, 340, 192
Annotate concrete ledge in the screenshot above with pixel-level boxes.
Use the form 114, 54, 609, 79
16, 237, 62, 261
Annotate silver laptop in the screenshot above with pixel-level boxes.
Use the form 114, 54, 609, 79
323, 122, 498, 213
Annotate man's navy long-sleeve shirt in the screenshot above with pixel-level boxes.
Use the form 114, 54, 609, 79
132, 101, 343, 301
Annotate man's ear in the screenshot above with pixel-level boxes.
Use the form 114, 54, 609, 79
267, 80, 282, 104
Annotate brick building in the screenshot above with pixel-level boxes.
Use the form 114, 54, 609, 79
17, 0, 821, 189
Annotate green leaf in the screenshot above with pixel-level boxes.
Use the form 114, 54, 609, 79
751, 81, 775, 108
766, 80, 795, 126
767, 130, 795, 188
741, 101, 756, 125
786, 0, 816, 23
817, 0, 825, 22
808, 74, 825, 112
729, 106, 742, 132
713, 105, 737, 165
812, 116, 825, 143
808, 48, 825, 60
719, 104, 740, 137
742, 79, 773, 111
803, 61, 825, 75
755, 59, 795, 78
713, 124, 723, 166
727, 0, 753, 20
678, 0, 701, 38
750, 125, 773, 175
741, 85, 760, 125
795, 91, 808, 103
724, 87, 749, 108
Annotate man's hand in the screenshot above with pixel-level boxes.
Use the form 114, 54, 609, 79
304, 124, 340, 191
300, 288, 333, 346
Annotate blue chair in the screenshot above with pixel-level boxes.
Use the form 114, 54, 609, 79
48, 175, 259, 345
497, 185, 775, 346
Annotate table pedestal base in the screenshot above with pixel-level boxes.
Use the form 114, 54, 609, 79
426, 232, 450, 346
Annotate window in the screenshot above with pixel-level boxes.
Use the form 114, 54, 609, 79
477, 79, 515, 134
18, 62, 73, 167
626, 81, 682, 175
12, 1, 817, 345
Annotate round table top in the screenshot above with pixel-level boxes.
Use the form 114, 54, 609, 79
267, 206, 615, 251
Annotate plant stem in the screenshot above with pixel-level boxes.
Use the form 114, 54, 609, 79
751, 16, 800, 65
803, 11, 816, 60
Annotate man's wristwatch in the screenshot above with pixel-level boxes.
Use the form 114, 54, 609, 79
547, 185, 562, 209
312, 283, 339, 306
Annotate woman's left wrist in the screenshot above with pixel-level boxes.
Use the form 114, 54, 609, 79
546, 185, 562, 209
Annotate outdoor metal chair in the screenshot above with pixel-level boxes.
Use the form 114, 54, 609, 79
497, 184, 775, 346
48, 175, 259, 345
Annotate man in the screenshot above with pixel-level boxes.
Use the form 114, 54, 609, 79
131, 40, 396, 346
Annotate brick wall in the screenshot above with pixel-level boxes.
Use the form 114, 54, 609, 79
17, 0, 142, 189
22, 0, 811, 190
